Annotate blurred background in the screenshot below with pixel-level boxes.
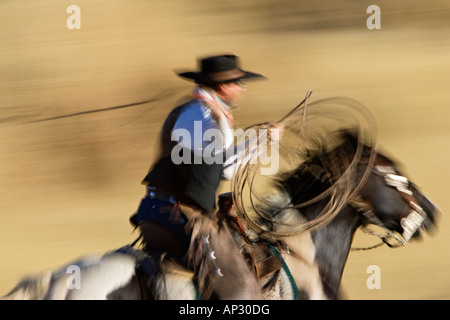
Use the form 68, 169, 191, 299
1, 0, 449, 299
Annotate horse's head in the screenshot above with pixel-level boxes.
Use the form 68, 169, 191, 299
354, 152, 440, 244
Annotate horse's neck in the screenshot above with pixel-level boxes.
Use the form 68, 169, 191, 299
281, 232, 328, 300
280, 203, 360, 299
310, 205, 361, 297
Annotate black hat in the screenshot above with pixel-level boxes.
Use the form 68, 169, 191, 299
177, 54, 265, 85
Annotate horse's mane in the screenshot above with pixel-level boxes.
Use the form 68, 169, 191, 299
277, 130, 365, 205
243, 130, 375, 238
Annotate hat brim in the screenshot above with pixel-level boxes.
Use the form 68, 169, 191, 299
177, 69, 265, 84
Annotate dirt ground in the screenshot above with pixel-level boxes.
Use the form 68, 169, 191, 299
1, 1, 449, 299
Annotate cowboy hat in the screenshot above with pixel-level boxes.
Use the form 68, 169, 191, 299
177, 54, 265, 85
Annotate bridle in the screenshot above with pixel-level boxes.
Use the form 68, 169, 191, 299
375, 165, 427, 241
350, 162, 427, 250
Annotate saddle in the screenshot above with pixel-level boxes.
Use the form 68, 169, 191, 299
215, 193, 282, 280
128, 192, 281, 299
246, 241, 284, 279
130, 206, 267, 299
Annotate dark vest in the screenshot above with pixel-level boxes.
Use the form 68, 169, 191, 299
142, 100, 223, 213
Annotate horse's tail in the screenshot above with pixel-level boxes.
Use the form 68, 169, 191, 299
1, 270, 53, 300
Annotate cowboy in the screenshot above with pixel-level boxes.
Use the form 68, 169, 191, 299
132, 54, 268, 299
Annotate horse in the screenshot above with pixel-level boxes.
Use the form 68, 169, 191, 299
224, 130, 439, 299
2, 131, 439, 300
250, 133, 439, 299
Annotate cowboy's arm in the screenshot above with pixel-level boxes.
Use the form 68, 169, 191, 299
221, 130, 258, 180
222, 124, 282, 180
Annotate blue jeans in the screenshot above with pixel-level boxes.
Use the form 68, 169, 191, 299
136, 196, 190, 253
